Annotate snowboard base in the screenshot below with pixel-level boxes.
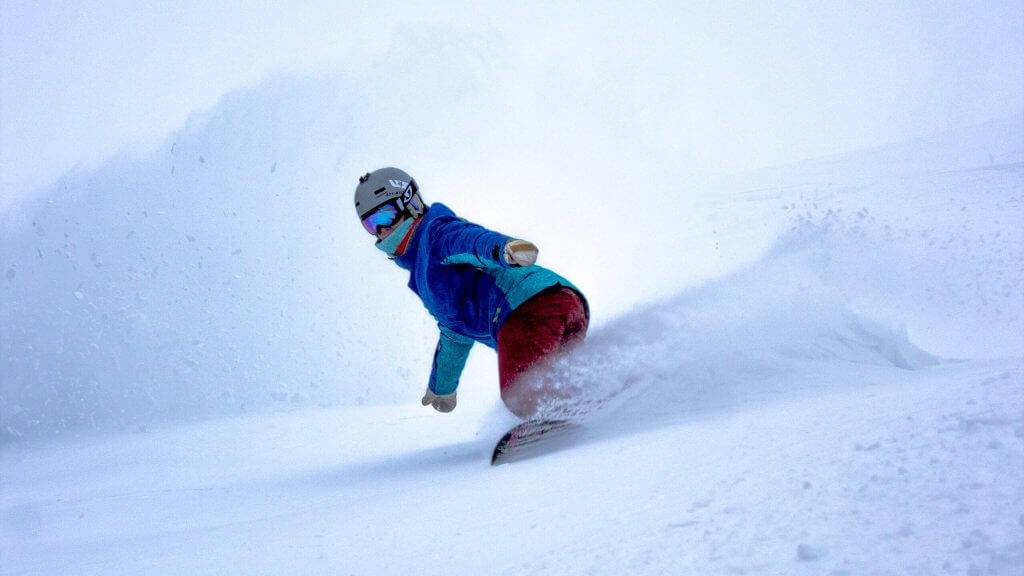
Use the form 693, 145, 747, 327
491, 419, 580, 465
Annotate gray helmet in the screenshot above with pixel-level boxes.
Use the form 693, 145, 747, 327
354, 167, 419, 219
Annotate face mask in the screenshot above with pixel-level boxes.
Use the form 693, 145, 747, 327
375, 217, 416, 258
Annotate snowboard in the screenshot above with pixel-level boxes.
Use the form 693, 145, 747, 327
490, 373, 643, 465
491, 419, 580, 465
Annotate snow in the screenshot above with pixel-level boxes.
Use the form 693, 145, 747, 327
2, 360, 1021, 574
1, 87, 1023, 573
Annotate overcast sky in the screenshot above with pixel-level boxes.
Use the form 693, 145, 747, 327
2, 1, 1022, 209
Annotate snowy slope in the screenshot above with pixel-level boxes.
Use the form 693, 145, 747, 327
2, 117, 1023, 575
3, 362, 1020, 575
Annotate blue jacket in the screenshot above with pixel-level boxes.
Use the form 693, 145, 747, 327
393, 203, 585, 395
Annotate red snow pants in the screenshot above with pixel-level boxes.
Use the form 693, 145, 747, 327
497, 286, 588, 419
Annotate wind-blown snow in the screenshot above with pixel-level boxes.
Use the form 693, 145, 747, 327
0, 72, 470, 440
2, 109, 1022, 574
2, 56, 1020, 442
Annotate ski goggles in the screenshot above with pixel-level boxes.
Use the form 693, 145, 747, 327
360, 179, 421, 236
361, 200, 403, 236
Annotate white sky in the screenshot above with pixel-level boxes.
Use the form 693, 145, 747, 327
2, 0, 1022, 208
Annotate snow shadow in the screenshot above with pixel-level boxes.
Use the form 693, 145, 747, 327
281, 440, 491, 490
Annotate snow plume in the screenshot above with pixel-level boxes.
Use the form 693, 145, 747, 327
0, 26, 544, 442
0, 65, 494, 442
1, 56, 1019, 442
530, 198, 1017, 428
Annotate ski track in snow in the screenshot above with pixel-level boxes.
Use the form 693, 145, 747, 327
2, 117, 1023, 574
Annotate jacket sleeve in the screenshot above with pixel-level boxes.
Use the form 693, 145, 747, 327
428, 326, 475, 395
436, 217, 514, 269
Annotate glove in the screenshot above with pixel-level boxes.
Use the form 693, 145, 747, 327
421, 388, 457, 413
504, 239, 538, 267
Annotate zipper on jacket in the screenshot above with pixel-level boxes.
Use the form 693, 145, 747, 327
492, 306, 502, 324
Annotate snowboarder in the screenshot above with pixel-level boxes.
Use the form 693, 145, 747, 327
354, 167, 589, 420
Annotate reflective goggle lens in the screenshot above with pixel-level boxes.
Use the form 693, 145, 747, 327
361, 203, 401, 236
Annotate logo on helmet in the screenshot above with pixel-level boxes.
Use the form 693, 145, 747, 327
388, 179, 408, 190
